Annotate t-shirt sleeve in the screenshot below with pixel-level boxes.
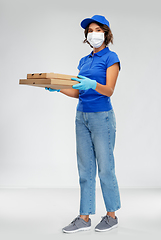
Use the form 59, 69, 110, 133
106, 51, 121, 71
77, 58, 83, 70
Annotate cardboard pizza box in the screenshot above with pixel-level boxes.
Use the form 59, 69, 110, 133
27, 72, 78, 80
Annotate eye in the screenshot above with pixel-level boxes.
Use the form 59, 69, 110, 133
94, 27, 101, 32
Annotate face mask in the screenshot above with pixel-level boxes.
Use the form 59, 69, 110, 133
87, 32, 105, 48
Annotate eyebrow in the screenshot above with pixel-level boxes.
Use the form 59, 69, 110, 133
88, 27, 101, 30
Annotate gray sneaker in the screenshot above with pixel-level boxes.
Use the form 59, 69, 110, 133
62, 215, 91, 233
95, 215, 118, 232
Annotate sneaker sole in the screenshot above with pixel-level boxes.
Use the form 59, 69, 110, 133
95, 223, 118, 232
62, 226, 91, 233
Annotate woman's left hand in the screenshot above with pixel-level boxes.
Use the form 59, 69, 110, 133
45, 87, 60, 92
71, 75, 97, 90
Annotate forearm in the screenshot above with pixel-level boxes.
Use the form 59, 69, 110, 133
95, 82, 114, 97
60, 88, 79, 98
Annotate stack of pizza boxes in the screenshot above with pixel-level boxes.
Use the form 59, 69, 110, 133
19, 72, 79, 89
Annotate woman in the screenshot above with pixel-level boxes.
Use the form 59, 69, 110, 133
46, 14, 121, 233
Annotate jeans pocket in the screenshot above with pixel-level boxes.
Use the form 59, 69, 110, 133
111, 110, 116, 132
105, 109, 116, 132
104, 111, 109, 121
75, 110, 81, 122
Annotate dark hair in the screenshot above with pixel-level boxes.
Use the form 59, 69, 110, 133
83, 22, 113, 48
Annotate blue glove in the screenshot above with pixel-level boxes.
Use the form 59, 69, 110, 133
71, 75, 97, 90
45, 87, 60, 92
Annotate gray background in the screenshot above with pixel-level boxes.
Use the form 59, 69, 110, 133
0, 0, 160, 188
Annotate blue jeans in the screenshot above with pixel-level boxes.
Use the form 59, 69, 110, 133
75, 109, 121, 215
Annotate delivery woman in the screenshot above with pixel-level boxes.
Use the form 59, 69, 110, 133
46, 14, 121, 233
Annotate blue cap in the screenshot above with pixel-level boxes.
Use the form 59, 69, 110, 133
81, 15, 110, 29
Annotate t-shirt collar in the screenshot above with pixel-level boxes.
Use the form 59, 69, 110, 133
89, 47, 109, 57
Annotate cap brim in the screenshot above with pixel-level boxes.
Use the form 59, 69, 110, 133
81, 18, 98, 29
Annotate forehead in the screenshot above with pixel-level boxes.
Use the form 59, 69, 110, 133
88, 22, 101, 29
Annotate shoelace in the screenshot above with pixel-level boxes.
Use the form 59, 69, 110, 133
71, 216, 81, 225
101, 215, 110, 224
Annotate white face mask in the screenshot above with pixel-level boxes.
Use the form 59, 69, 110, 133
87, 32, 105, 48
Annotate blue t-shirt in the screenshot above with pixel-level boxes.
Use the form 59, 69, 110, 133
76, 47, 121, 112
